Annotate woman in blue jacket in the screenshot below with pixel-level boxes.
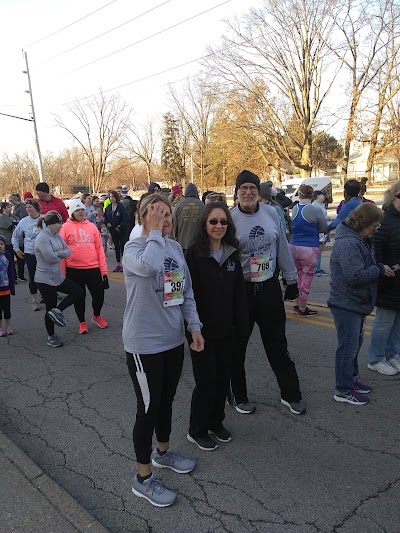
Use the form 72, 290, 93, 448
104, 190, 130, 272
328, 203, 394, 406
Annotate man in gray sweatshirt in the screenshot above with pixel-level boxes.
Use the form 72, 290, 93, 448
228, 170, 306, 415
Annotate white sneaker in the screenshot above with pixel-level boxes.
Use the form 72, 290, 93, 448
388, 354, 400, 372
367, 361, 398, 376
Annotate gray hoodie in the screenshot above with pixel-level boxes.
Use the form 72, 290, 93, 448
34, 227, 71, 286
11, 215, 41, 255
328, 222, 384, 315
231, 203, 298, 283
122, 230, 202, 354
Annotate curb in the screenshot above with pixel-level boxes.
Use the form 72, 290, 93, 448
0, 429, 109, 533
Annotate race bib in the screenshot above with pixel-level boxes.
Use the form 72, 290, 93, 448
163, 270, 185, 307
250, 252, 273, 282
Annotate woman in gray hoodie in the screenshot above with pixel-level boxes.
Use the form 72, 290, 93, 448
328, 203, 394, 406
122, 193, 204, 508
34, 211, 83, 348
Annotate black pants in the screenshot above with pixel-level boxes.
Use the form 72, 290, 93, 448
110, 228, 127, 263
230, 276, 302, 404
126, 345, 184, 465
189, 337, 232, 438
36, 278, 84, 336
24, 253, 37, 295
0, 294, 11, 320
66, 267, 104, 323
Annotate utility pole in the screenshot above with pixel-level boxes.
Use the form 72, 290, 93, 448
22, 50, 45, 182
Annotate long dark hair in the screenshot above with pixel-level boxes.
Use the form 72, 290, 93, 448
190, 202, 239, 257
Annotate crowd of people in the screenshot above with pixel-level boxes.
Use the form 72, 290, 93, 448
0, 173, 399, 507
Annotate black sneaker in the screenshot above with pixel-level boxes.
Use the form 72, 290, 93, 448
187, 433, 218, 451
281, 398, 307, 414
296, 307, 317, 317
47, 308, 66, 327
17, 276, 27, 282
209, 426, 232, 442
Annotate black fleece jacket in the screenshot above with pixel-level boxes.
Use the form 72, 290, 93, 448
185, 243, 249, 340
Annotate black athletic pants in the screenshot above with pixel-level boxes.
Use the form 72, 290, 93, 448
24, 253, 37, 295
110, 229, 127, 263
126, 345, 184, 465
66, 267, 104, 323
36, 279, 83, 336
230, 276, 302, 404
189, 337, 232, 438
0, 294, 11, 320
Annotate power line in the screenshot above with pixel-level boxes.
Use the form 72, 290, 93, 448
72, 0, 232, 73
44, 0, 172, 62
0, 112, 33, 122
27, 0, 118, 47
64, 52, 213, 104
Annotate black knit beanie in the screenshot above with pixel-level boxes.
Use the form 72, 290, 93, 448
235, 170, 260, 193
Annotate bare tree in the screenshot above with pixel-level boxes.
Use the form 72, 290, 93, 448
0, 153, 39, 196
204, 0, 340, 177
168, 77, 219, 191
327, 0, 399, 175
55, 91, 131, 193
125, 116, 160, 184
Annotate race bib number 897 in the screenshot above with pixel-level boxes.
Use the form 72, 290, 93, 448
163, 271, 185, 306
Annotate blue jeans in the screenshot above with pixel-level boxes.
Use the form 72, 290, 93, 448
331, 307, 365, 392
368, 307, 400, 364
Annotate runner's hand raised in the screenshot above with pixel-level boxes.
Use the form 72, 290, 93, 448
146, 203, 167, 232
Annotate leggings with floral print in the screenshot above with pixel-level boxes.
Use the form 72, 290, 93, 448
289, 245, 320, 308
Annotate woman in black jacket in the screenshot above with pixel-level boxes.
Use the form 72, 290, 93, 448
104, 190, 130, 272
185, 202, 248, 451
368, 183, 400, 376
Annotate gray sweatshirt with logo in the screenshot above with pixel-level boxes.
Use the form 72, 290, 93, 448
34, 227, 71, 286
231, 203, 298, 283
122, 230, 202, 355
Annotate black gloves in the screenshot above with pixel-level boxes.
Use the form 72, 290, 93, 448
284, 283, 299, 301
102, 275, 109, 290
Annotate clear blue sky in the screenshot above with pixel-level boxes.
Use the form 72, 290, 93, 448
0, 0, 261, 159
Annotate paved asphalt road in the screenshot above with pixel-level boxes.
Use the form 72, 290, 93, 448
1, 249, 400, 533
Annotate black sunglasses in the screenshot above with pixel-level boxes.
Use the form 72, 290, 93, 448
396, 193, 400, 199
208, 218, 228, 225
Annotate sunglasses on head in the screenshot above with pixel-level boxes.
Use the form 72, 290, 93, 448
208, 218, 228, 225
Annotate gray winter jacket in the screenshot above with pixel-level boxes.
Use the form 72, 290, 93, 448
328, 222, 384, 315
34, 227, 71, 286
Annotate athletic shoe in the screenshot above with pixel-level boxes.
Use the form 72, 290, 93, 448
113, 265, 122, 272
79, 322, 88, 334
151, 449, 195, 473
47, 308, 66, 327
187, 434, 218, 451
315, 269, 329, 276
47, 334, 63, 348
296, 307, 318, 317
5, 327, 14, 336
367, 361, 398, 376
334, 389, 369, 405
353, 380, 372, 394
131, 475, 176, 507
209, 426, 233, 442
17, 276, 26, 282
234, 402, 256, 414
32, 301, 41, 312
388, 354, 400, 372
293, 305, 299, 314
281, 398, 307, 414
92, 315, 108, 329
0, 328, 7, 337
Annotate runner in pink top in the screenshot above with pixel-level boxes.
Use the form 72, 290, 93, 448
59, 199, 109, 334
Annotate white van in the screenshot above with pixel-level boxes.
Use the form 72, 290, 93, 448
280, 176, 332, 204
